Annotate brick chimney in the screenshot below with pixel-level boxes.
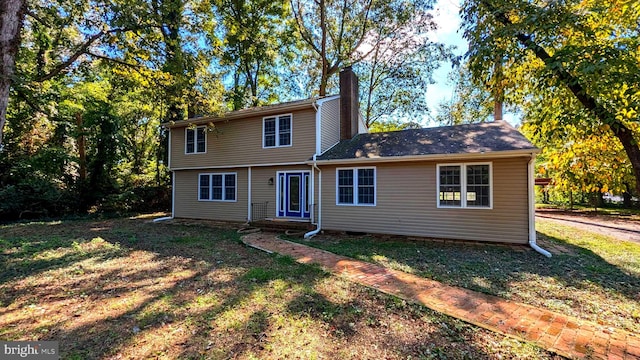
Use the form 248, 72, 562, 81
339, 66, 359, 140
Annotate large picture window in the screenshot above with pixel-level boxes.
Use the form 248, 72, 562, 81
263, 115, 292, 147
186, 126, 206, 154
437, 163, 491, 208
336, 167, 376, 206
199, 173, 236, 201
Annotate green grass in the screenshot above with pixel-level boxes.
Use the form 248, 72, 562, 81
0, 216, 561, 359
289, 219, 640, 334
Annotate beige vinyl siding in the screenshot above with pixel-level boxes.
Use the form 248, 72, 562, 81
250, 165, 317, 221
170, 109, 316, 169
320, 157, 529, 244
250, 166, 279, 219
173, 169, 247, 222
320, 98, 340, 153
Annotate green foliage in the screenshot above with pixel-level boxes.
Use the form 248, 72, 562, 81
434, 63, 494, 125
460, 0, 640, 194
290, 0, 440, 104
213, 0, 293, 110
368, 119, 422, 133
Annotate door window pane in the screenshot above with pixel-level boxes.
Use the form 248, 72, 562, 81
289, 175, 300, 212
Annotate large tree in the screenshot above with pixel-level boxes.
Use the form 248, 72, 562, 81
0, 0, 26, 147
461, 0, 640, 192
290, 0, 435, 96
355, 12, 446, 127
214, 0, 292, 110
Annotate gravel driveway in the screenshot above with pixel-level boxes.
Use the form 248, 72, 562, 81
536, 210, 640, 244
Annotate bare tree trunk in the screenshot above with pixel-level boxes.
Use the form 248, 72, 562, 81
0, 0, 26, 147
493, 56, 503, 121
75, 112, 87, 182
318, 0, 327, 96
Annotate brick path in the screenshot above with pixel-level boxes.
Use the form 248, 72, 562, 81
242, 233, 640, 360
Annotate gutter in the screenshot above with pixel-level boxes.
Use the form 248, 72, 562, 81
528, 154, 551, 257
304, 158, 323, 239
162, 101, 317, 128
306, 149, 541, 166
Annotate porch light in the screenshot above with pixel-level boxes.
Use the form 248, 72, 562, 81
268, 177, 274, 185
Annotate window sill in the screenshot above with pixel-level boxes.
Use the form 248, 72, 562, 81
336, 203, 376, 207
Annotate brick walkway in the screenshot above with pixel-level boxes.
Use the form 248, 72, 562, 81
242, 233, 640, 360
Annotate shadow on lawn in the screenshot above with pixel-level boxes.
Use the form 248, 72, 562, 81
0, 219, 537, 359
301, 231, 639, 302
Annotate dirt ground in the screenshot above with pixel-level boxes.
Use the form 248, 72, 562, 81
536, 209, 640, 244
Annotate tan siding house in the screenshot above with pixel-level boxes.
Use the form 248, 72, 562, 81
319, 97, 341, 153
174, 169, 248, 222
170, 107, 316, 170
164, 67, 548, 254
320, 158, 529, 244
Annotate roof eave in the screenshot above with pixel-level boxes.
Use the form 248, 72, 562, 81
162, 101, 316, 128
308, 148, 540, 165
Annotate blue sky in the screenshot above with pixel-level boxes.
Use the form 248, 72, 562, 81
425, 0, 466, 113
425, 0, 519, 126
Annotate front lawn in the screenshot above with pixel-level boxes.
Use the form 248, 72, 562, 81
0, 216, 559, 359
290, 218, 640, 335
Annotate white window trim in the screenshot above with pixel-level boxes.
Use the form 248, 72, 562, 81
262, 114, 293, 148
335, 167, 377, 206
185, 126, 207, 154
198, 172, 237, 202
436, 162, 493, 209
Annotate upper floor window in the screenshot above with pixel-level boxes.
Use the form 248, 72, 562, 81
263, 115, 292, 148
336, 167, 376, 206
199, 173, 236, 201
437, 163, 492, 208
186, 126, 206, 154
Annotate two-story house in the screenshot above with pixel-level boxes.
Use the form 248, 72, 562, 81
165, 67, 548, 254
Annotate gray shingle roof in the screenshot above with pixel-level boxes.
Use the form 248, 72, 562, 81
316, 121, 538, 161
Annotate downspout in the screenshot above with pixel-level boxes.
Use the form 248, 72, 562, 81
304, 154, 322, 238
305, 98, 324, 238
247, 167, 252, 222
528, 154, 551, 257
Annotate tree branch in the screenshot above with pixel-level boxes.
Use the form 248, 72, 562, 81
480, 0, 640, 192
35, 28, 136, 82
86, 52, 141, 69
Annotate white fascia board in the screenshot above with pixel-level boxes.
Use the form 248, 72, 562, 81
306, 149, 540, 166
169, 161, 309, 171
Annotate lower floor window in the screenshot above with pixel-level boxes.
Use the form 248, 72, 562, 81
437, 163, 491, 208
337, 167, 376, 205
199, 173, 236, 201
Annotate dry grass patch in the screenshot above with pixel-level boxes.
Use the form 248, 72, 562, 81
289, 219, 640, 335
1, 217, 560, 359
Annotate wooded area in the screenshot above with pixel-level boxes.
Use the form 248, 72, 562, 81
0, 0, 638, 219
